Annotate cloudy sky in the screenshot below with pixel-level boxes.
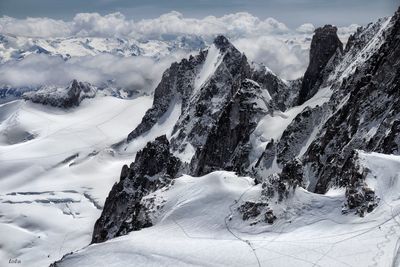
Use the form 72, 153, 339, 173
0, 0, 397, 27
0, 1, 398, 90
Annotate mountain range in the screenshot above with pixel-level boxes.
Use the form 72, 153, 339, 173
0, 6, 399, 267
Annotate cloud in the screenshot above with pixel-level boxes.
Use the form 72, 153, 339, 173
0, 16, 71, 38
0, 52, 186, 91
0, 11, 290, 39
0, 12, 359, 85
296, 23, 315, 34
234, 36, 310, 80
71, 12, 134, 38
131, 12, 289, 40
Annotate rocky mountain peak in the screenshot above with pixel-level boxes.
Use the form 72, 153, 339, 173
213, 35, 234, 51
22, 80, 97, 108
211, 34, 249, 78
315, 24, 339, 35
298, 24, 343, 104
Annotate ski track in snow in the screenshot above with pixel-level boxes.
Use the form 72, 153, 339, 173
224, 179, 262, 267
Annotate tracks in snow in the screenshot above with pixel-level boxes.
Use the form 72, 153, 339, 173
224, 178, 262, 267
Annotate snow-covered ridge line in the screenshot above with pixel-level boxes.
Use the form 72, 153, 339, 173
327, 16, 392, 83
0, 34, 206, 62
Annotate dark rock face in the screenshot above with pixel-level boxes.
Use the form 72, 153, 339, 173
276, 105, 326, 165
341, 152, 379, 217
261, 159, 304, 202
275, 159, 304, 201
190, 79, 271, 176
264, 209, 277, 224
238, 201, 267, 220
127, 52, 206, 141
237, 201, 276, 225
92, 135, 181, 243
127, 35, 291, 176
253, 139, 276, 181
23, 80, 96, 108
251, 65, 299, 111
298, 25, 343, 104
345, 18, 387, 54
169, 35, 253, 157
303, 10, 400, 193
375, 120, 400, 154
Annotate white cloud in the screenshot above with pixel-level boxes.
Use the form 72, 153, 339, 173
296, 23, 315, 34
0, 52, 186, 91
71, 12, 134, 38
234, 36, 310, 80
131, 12, 289, 40
0, 11, 290, 39
0, 12, 359, 85
0, 16, 71, 38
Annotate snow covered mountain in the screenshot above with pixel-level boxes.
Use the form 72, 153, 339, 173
1, 6, 400, 267
0, 34, 206, 103
0, 34, 206, 62
23, 80, 97, 108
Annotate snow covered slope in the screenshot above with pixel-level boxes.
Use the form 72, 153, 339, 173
0, 95, 161, 266
54, 155, 400, 266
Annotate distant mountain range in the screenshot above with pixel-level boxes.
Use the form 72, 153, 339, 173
0, 34, 206, 62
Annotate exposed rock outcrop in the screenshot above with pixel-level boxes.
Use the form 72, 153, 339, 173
92, 135, 181, 243
341, 152, 379, 217
276, 105, 326, 165
263, 159, 304, 202
251, 64, 300, 111
298, 25, 343, 104
190, 79, 272, 176
303, 10, 400, 193
127, 35, 290, 175
127, 52, 206, 141
23, 80, 96, 108
169, 35, 252, 159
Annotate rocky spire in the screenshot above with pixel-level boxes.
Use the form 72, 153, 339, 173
298, 25, 343, 104
213, 35, 234, 51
